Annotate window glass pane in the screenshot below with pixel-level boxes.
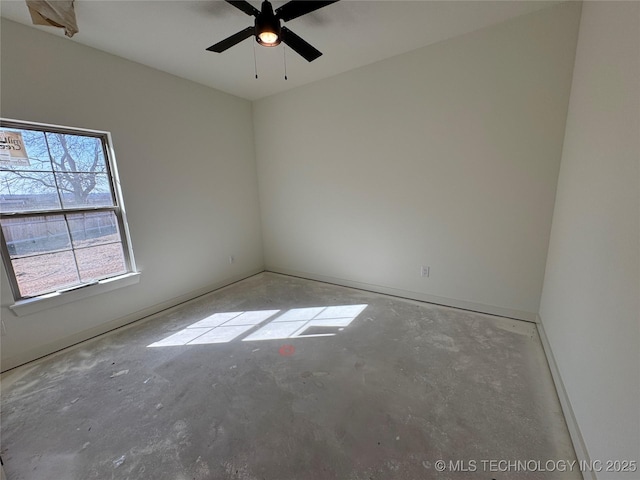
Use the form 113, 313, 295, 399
0, 171, 61, 212
67, 211, 121, 248
1, 215, 71, 257
75, 243, 126, 282
56, 173, 114, 208
12, 250, 79, 297
45, 132, 107, 173
0, 129, 53, 172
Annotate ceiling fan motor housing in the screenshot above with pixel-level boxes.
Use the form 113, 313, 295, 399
255, 1, 281, 46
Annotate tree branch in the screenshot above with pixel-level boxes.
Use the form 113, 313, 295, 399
56, 134, 78, 172
90, 141, 101, 173
6, 171, 73, 194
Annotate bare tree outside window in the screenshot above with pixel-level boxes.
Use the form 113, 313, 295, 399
1, 130, 113, 211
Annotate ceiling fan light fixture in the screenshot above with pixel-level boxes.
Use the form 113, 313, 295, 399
258, 30, 279, 46
255, 2, 281, 47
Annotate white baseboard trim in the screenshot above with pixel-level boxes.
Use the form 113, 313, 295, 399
266, 266, 538, 322
536, 317, 595, 480
1, 268, 265, 372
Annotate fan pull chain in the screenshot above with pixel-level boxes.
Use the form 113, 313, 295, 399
283, 45, 288, 80
253, 40, 258, 79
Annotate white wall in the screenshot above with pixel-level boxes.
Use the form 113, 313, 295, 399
253, 3, 581, 320
0, 19, 264, 370
539, 2, 640, 477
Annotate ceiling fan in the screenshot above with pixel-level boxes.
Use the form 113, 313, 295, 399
206, 0, 339, 62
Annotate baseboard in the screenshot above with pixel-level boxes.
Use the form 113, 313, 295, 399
266, 266, 538, 322
536, 317, 595, 480
1, 268, 265, 372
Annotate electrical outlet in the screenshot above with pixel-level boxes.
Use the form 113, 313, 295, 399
229, 256, 235, 264
421, 266, 430, 277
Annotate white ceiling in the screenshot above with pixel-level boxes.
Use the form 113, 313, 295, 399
1, 0, 560, 100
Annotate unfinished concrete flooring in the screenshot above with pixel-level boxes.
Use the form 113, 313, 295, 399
1, 273, 578, 479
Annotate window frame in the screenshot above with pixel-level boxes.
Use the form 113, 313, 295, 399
0, 118, 138, 312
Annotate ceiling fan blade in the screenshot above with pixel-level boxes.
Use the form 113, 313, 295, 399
225, 0, 260, 17
275, 0, 339, 22
281, 26, 322, 62
206, 26, 255, 52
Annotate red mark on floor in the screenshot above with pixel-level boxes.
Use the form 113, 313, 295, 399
279, 344, 295, 356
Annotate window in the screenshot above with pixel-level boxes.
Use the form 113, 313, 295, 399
0, 119, 136, 303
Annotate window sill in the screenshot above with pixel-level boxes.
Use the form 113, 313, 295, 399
9, 272, 141, 317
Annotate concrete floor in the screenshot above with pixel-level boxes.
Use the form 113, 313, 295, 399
1, 273, 578, 480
